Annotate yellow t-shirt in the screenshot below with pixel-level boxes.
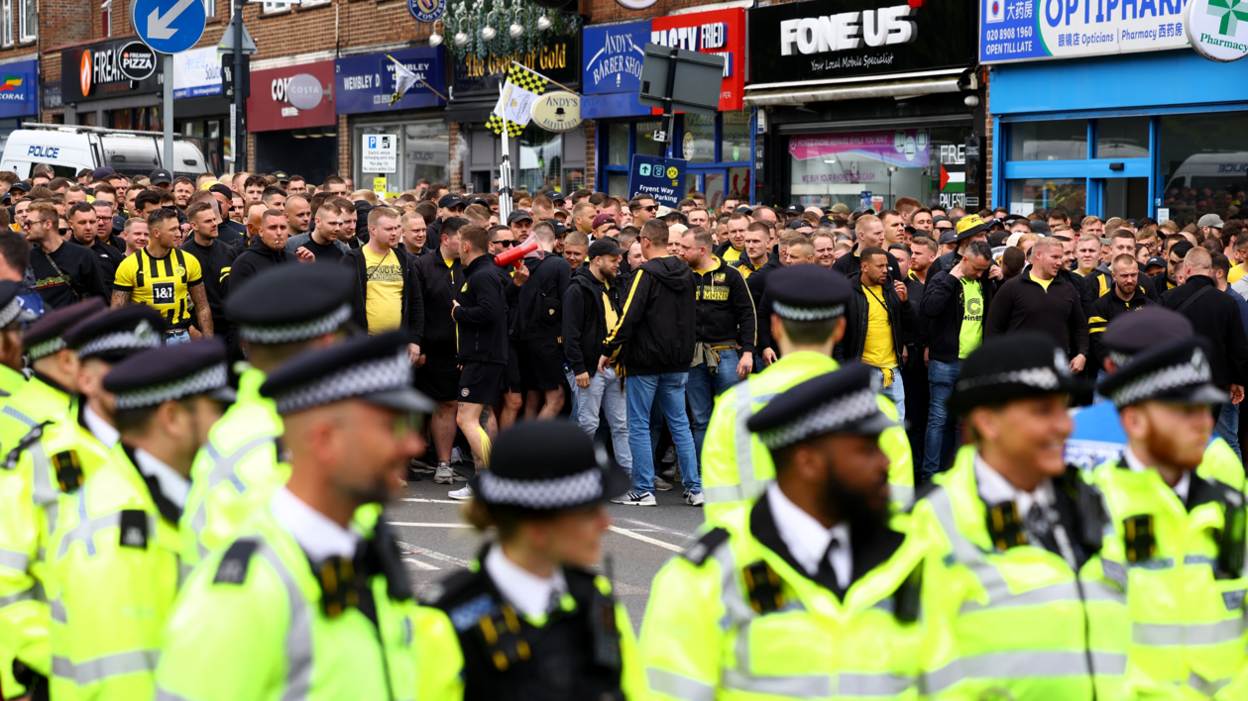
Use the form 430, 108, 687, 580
861, 285, 896, 369
113, 248, 203, 329
721, 245, 742, 263
1230, 264, 1247, 284
1030, 271, 1053, 291
363, 246, 403, 334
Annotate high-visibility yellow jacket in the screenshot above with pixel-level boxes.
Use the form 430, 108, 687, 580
700, 351, 912, 525
1092, 454, 1248, 699
641, 499, 962, 700
155, 503, 419, 701
911, 446, 1131, 700
180, 368, 285, 566
0, 364, 25, 399
412, 544, 644, 701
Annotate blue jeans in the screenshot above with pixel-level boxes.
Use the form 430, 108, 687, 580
165, 330, 192, 345
869, 366, 905, 422
572, 367, 632, 472
625, 372, 701, 495
923, 359, 960, 480
1216, 402, 1242, 463
1092, 368, 1111, 404
687, 350, 740, 472
563, 366, 579, 419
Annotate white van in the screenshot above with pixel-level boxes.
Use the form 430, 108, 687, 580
0, 123, 208, 181
1163, 152, 1248, 194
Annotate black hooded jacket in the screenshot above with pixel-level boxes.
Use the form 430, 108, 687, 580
601, 255, 696, 376
227, 243, 296, 296
508, 251, 571, 341
563, 266, 623, 376
452, 253, 509, 364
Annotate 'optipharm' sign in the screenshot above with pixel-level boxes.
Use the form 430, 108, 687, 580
980, 0, 1191, 64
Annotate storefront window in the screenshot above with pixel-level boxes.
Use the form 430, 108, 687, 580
635, 120, 665, 158
353, 120, 449, 192
684, 114, 715, 163
1009, 120, 1087, 161
607, 123, 629, 166
1007, 178, 1086, 219
1096, 117, 1148, 159
788, 126, 970, 210
519, 124, 562, 195
721, 111, 751, 164
606, 172, 628, 198
1160, 111, 1248, 226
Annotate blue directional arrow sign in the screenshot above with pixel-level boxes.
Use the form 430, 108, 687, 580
131, 0, 206, 54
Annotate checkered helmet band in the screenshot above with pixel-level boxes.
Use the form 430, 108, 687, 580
772, 300, 845, 322
78, 325, 163, 359
1111, 357, 1213, 409
114, 362, 229, 410
477, 468, 604, 510
273, 351, 410, 415
26, 337, 66, 361
955, 366, 1061, 394
759, 387, 880, 450
0, 296, 24, 329
238, 304, 351, 345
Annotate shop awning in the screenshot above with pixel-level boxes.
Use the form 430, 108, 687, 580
744, 77, 962, 107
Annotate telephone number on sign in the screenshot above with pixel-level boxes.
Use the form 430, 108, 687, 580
985, 26, 1034, 41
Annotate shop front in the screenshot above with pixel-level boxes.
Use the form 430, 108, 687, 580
447, 35, 585, 195
746, 0, 980, 210
982, 1, 1248, 226
247, 61, 337, 183
60, 38, 164, 130
173, 47, 228, 175
585, 9, 753, 207
336, 45, 448, 193
0, 58, 39, 154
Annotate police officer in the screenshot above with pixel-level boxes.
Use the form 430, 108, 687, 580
701, 265, 912, 525
0, 280, 36, 398
1095, 337, 1248, 697
414, 420, 643, 700
0, 304, 163, 698
155, 332, 427, 700
643, 363, 958, 700
910, 332, 1130, 700
180, 264, 354, 565
48, 338, 231, 700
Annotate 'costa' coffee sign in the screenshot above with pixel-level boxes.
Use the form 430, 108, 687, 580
62, 38, 163, 102
247, 61, 336, 132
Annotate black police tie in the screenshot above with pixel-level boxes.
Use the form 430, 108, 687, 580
1025, 503, 1060, 555
815, 536, 845, 598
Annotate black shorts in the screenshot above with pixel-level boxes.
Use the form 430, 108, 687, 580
504, 341, 523, 394
458, 361, 505, 406
415, 347, 462, 403
518, 337, 567, 392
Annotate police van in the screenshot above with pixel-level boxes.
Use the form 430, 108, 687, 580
0, 123, 208, 180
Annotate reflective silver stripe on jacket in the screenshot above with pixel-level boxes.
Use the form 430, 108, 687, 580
49, 596, 67, 623
189, 435, 276, 558
890, 483, 914, 509
51, 648, 160, 685
2, 405, 37, 428
154, 688, 198, 701
57, 491, 157, 559
705, 383, 778, 506
1132, 619, 1245, 646
722, 669, 830, 698
948, 649, 1127, 681
647, 668, 715, 701
256, 541, 313, 701
0, 546, 28, 572
29, 439, 61, 535
960, 578, 1125, 614
0, 583, 41, 608
1187, 672, 1231, 696
838, 672, 914, 697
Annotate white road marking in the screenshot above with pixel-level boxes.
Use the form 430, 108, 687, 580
395, 540, 473, 568
615, 517, 695, 540
388, 521, 472, 529
401, 497, 462, 504
606, 525, 683, 553
403, 557, 441, 571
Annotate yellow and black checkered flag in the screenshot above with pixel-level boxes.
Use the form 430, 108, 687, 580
488, 62, 549, 137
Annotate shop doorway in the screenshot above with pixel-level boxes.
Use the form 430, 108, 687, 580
1100, 177, 1149, 221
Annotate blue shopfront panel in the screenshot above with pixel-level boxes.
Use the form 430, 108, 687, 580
582, 20, 652, 119
0, 60, 38, 119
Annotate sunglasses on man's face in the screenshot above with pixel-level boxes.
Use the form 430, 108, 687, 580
493, 239, 517, 248
643, 205, 657, 212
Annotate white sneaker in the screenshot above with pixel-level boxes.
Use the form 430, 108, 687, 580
611, 491, 657, 506
685, 491, 705, 507
448, 484, 475, 501
434, 465, 455, 484
654, 476, 674, 491
660, 446, 677, 465
451, 447, 467, 464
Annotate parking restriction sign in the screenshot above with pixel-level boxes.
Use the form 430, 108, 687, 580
361, 134, 397, 174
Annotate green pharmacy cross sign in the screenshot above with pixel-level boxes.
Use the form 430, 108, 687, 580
1209, 0, 1248, 36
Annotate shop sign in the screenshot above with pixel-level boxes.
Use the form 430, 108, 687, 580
336, 46, 446, 114
452, 37, 578, 99
751, 0, 972, 86
789, 129, 932, 167
172, 47, 222, 99
581, 20, 652, 118
408, 0, 446, 23
0, 60, 38, 118
628, 154, 686, 207
980, 0, 1191, 64
246, 61, 336, 132
530, 91, 581, 131
61, 38, 164, 103
362, 134, 398, 174
651, 8, 746, 111
1186, 0, 1248, 62
118, 42, 158, 82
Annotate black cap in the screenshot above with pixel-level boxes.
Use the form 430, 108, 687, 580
260, 332, 433, 415
735, 205, 753, 214
24, 299, 107, 360
766, 266, 851, 321
148, 168, 173, 185
748, 363, 898, 449
471, 422, 630, 512
0, 280, 37, 331
438, 194, 465, 210
1098, 336, 1227, 409
1030, 220, 1051, 235
546, 219, 568, 237
271, 171, 289, 182
10, 182, 30, 194
818, 216, 837, 228
226, 265, 353, 344
208, 183, 234, 200
1002, 214, 1026, 223
938, 230, 958, 245
588, 239, 627, 259
507, 209, 533, 224
104, 338, 232, 410
544, 190, 565, 203
1145, 256, 1166, 270
787, 219, 811, 230
1102, 307, 1192, 363
785, 203, 804, 215
466, 196, 488, 208
949, 332, 1090, 416
91, 167, 116, 179
64, 305, 166, 363
852, 205, 874, 216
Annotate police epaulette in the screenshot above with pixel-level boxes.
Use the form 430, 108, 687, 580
213, 539, 259, 585
682, 527, 729, 566
1, 421, 51, 471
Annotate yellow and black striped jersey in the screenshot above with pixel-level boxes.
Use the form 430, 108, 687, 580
114, 248, 203, 329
